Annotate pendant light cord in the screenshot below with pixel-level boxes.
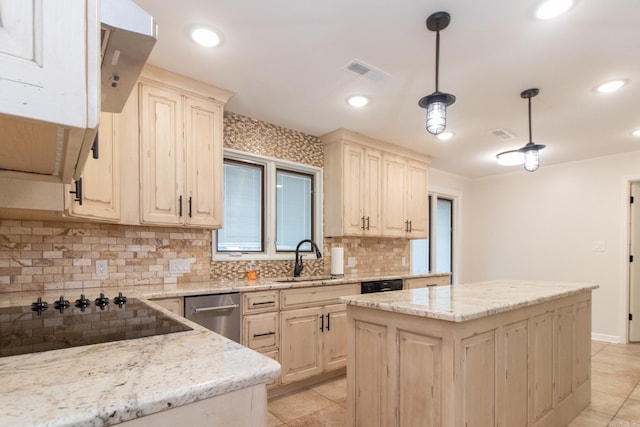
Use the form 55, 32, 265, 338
434, 28, 441, 92
528, 94, 533, 143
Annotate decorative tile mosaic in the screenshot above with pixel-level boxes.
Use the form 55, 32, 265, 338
223, 111, 323, 168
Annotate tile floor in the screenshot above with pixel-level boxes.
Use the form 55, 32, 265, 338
267, 341, 640, 426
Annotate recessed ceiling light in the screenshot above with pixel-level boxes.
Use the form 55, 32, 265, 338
632, 129, 640, 138
595, 80, 626, 93
535, 0, 574, 19
496, 150, 525, 166
437, 131, 454, 141
346, 95, 369, 108
191, 26, 222, 47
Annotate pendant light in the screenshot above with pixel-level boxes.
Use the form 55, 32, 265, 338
418, 12, 456, 135
495, 88, 546, 172
520, 88, 545, 172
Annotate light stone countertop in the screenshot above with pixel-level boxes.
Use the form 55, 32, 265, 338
0, 271, 447, 426
0, 306, 280, 427
0, 271, 450, 307
340, 280, 599, 322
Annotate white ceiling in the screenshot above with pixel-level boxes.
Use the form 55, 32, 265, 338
133, 0, 640, 178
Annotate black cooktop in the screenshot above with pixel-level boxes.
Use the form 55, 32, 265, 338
0, 294, 192, 357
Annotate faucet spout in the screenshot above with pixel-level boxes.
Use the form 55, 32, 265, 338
293, 239, 322, 277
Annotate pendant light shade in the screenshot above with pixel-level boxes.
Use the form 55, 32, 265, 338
418, 12, 456, 135
495, 88, 546, 171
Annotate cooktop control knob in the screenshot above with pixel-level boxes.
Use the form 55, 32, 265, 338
113, 292, 127, 307
30, 297, 49, 315
74, 294, 91, 311
94, 293, 110, 310
53, 296, 70, 313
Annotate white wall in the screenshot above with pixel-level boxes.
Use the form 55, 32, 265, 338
469, 151, 640, 342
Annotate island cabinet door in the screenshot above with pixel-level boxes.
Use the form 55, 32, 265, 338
280, 307, 323, 384
348, 319, 390, 427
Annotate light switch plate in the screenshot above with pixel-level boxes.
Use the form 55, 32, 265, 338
95, 259, 108, 279
347, 257, 356, 267
169, 259, 191, 274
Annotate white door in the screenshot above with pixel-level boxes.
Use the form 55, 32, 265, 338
629, 182, 640, 341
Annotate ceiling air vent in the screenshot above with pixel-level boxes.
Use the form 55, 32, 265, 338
489, 128, 516, 140
345, 59, 391, 82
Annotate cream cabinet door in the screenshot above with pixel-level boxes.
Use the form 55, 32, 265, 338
65, 112, 120, 221
381, 154, 407, 237
363, 149, 382, 235
342, 143, 365, 235
185, 97, 223, 227
280, 307, 323, 384
406, 160, 429, 238
322, 304, 348, 372
139, 83, 185, 225
0, 0, 98, 129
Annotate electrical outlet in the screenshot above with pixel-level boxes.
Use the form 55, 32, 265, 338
347, 257, 356, 267
95, 260, 108, 279
402, 257, 407, 267
169, 259, 191, 274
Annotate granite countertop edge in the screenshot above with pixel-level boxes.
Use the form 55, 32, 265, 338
340, 280, 599, 323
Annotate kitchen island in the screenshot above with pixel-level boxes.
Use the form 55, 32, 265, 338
341, 280, 598, 427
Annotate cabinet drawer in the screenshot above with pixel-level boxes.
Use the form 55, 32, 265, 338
404, 275, 451, 289
149, 297, 184, 317
243, 312, 278, 351
280, 284, 360, 310
243, 290, 279, 315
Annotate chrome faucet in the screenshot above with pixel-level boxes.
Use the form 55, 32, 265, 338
294, 239, 322, 277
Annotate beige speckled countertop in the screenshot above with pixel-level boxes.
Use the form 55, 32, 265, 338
0, 271, 450, 307
0, 304, 280, 427
340, 280, 598, 322
0, 271, 448, 426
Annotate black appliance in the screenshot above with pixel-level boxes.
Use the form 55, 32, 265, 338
0, 293, 192, 358
360, 278, 403, 294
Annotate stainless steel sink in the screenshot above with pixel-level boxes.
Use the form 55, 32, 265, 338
272, 275, 336, 283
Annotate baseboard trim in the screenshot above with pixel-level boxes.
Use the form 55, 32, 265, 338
592, 333, 622, 343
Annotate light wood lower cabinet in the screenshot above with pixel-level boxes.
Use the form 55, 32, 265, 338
242, 290, 281, 389
347, 292, 592, 427
404, 274, 451, 289
149, 297, 183, 317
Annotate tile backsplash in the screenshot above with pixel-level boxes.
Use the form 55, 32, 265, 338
0, 220, 211, 293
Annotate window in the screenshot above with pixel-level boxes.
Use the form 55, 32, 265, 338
213, 149, 322, 260
217, 160, 264, 252
411, 194, 455, 281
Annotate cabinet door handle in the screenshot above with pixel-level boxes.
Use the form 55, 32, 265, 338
188, 196, 193, 217
409, 220, 412, 232
326, 313, 331, 331
91, 133, 99, 159
366, 216, 370, 230
179, 195, 183, 217
69, 178, 83, 205
404, 220, 409, 232
361, 216, 366, 230
320, 314, 324, 332
252, 301, 275, 306
253, 331, 276, 338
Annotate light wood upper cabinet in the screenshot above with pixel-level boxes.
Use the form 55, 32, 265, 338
139, 69, 229, 228
322, 129, 429, 239
65, 112, 120, 222
381, 155, 429, 238
0, 0, 99, 183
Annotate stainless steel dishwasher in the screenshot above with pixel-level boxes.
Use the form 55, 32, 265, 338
184, 293, 241, 343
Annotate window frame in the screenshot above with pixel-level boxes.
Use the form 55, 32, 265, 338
212, 148, 323, 261
275, 168, 316, 253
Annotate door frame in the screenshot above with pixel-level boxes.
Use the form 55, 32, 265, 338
623, 176, 640, 343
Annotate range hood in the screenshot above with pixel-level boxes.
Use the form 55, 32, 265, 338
101, 0, 158, 113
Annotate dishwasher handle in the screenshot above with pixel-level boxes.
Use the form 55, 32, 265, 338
191, 304, 239, 314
